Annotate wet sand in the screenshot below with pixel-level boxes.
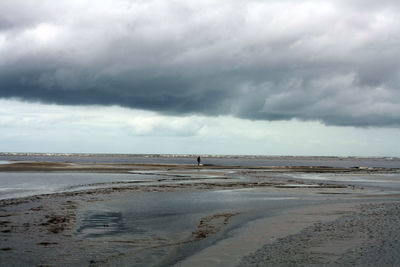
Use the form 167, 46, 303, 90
238, 202, 400, 266
0, 162, 399, 266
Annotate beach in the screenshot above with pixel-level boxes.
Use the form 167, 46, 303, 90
3, 0, 400, 265
0, 161, 400, 266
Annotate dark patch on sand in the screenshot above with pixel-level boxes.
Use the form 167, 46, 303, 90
38, 242, 59, 246
40, 215, 71, 234
192, 212, 239, 240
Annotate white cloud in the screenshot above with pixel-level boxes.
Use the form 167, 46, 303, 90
123, 116, 205, 137
1, 99, 399, 156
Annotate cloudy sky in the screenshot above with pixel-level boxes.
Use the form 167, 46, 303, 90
1, 0, 399, 156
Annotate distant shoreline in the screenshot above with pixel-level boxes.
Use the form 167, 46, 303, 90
0, 154, 399, 169
0, 161, 399, 173
1, 151, 399, 159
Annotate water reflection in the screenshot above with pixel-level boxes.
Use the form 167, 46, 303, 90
77, 211, 131, 238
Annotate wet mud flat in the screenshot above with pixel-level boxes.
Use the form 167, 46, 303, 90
0, 162, 399, 266
239, 202, 400, 267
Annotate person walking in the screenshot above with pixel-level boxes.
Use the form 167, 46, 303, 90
197, 156, 201, 166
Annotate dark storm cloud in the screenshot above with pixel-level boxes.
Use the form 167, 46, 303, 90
1, 0, 400, 127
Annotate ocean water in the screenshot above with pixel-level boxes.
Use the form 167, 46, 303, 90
0, 153, 399, 168
0, 172, 150, 200
0, 153, 399, 200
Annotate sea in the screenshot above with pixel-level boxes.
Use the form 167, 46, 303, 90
0, 152, 399, 168
0, 153, 399, 200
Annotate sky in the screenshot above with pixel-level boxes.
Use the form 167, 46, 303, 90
0, 0, 399, 156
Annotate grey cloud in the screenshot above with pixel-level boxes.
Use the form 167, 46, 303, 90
1, 0, 400, 127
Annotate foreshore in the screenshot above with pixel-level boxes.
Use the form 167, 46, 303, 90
0, 162, 399, 266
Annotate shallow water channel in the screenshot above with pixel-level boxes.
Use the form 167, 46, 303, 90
75, 189, 354, 266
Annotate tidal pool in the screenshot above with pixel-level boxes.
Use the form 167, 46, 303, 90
76, 189, 348, 266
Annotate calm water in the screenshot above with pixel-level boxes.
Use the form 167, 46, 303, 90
75, 189, 397, 266
0, 153, 399, 200
75, 190, 338, 266
1, 153, 399, 168
0, 172, 150, 200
